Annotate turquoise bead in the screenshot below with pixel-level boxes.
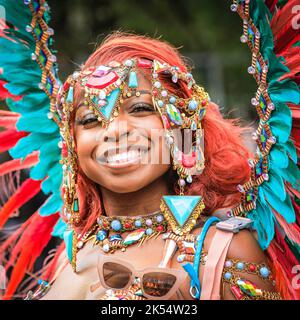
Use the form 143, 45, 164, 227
146, 228, 153, 235
259, 267, 270, 278
134, 220, 142, 227
111, 219, 122, 231
188, 99, 198, 110
224, 272, 232, 280
236, 262, 245, 270
128, 71, 138, 88
169, 96, 176, 104
157, 100, 164, 108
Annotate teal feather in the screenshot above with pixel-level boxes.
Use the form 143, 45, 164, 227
261, 170, 286, 202
269, 145, 289, 169
248, 199, 275, 250
261, 186, 295, 223
51, 218, 67, 239
39, 194, 63, 216
16, 113, 58, 134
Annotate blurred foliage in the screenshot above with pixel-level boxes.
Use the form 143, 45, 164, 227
49, 0, 257, 122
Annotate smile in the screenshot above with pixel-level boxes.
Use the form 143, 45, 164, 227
96, 146, 149, 168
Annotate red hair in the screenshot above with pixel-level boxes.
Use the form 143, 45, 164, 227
1, 32, 252, 298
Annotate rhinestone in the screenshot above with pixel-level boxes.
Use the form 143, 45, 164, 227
236, 262, 245, 270
145, 219, 153, 226
267, 103, 275, 110
46, 28, 54, 36
240, 35, 248, 43
224, 272, 232, 280
262, 173, 269, 181
177, 255, 185, 263
76, 241, 84, 249
111, 219, 122, 231
248, 159, 255, 167
154, 81, 161, 88
255, 31, 261, 39
157, 100, 164, 108
237, 184, 244, 192
47, 112, 53, 119
186, 175, 193, 184
230, 4, 238, 12
99, 90, 106, 100
179, 179, 186, 187
49, 55, 57, 63
161, 90, 168, 97
247, 66, 256, 74
263, 65, 269, 73
24, 0, 31, 4
268, 136, 276, 144
102, 243, 110, 252
225, 260, 233, 268
38, 83, 44, 90
124, 59, 133, 67
25, 25, 33, 32
31, 53, 37, 60
58, 140, 63, 148
252, 132, 258, 140
251, 98, 259, 106
146, 228, 153, 235
96, 230, 107, 241
134, 220, 142, 228
259, 266, 270, 278
156, 215, 164, 223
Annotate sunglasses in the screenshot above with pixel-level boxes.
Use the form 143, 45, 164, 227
97, 255, 186, 300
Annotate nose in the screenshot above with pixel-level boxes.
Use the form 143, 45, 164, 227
102, 114, 131, 143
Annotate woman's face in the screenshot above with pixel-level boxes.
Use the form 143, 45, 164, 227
74, 72, 171, 193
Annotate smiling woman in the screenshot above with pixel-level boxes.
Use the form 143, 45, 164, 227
0, 0, 299, 301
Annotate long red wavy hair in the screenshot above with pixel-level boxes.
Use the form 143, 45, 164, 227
1, 32, 252, 299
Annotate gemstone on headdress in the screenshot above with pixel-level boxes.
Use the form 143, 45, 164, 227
166, 104, 182, 125
128, 71, 138, 88
85, 71, 119, 89
96, 88, 121, 121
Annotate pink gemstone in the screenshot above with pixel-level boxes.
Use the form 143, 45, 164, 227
230, 285, 244, 300
181, 152, 196, 168
137, 58, 152, 68
85, 71, 119, 89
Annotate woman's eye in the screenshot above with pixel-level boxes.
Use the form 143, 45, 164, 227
78, 114, 98, 126
131, 103, 155, 113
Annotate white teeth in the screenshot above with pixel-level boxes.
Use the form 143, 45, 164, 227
106, 149, 145, 164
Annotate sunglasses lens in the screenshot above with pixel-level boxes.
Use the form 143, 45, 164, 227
103, 262, 132, 289
142, 272, 177, 297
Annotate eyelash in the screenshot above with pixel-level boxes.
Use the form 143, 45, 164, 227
78, 103, 155, 126
130, 103, 155, 113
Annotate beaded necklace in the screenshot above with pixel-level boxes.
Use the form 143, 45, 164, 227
76, 210, 168, 254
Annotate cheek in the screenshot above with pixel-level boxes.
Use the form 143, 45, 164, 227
75, 127, 102, 160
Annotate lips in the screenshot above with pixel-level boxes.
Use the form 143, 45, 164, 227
96, 145, 149, 167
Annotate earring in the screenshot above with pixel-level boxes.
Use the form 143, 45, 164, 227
160, 128, 205, 236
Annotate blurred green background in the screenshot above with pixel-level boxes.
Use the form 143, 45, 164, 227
49, 0, 257, 123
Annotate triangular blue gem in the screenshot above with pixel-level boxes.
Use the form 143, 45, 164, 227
163, 195, 201, 227
93, 88, 120, 121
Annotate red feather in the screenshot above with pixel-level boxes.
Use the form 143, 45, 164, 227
2, 212, 59, 300
0, 178, 41, 229
0, 152, 39, 176
0, 129, 28, 153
